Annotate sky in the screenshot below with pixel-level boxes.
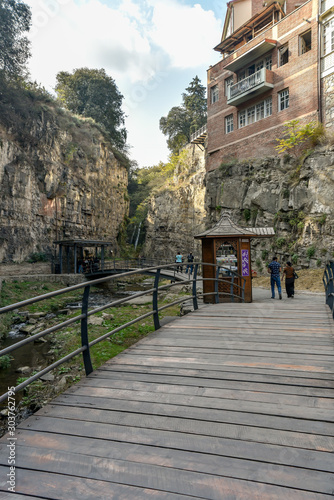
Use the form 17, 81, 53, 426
24, 0, 226, 168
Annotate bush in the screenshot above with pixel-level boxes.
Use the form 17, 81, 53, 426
276, 237, 286, 248
275, 119, 325, 157
0, 355, 12, 370
291, 254, 298, 265
28, 252, 48, 263
306, 245, 316, 259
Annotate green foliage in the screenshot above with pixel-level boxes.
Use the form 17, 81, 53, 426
261, 250, 269, 261
316, 259, 322, 267
291, 254, 298, 265
0, 354, 12, 369
319, 214, 327, 225
276, 237, 286, 248
160, 76, 206, 154
28, 252, 48, 263
243, 209, 251, 222
275, 120, 324, 157
306, 245, 316, 259
0, 0, 31, 77
55, 68, 127, 151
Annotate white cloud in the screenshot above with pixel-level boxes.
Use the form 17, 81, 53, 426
148, 0, 221, 68
24, 0, 222, 167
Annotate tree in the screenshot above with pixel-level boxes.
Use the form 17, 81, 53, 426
0, 0, 31, 77
160, 76, 206, 154
55, 68, 127, 151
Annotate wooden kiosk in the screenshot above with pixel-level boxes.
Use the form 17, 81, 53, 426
195, 213, 274, 303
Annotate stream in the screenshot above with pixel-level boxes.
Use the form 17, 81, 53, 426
0, 279, 156, 406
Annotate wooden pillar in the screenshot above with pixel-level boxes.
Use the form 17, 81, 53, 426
239, 238, 252, 303
66, 247, 70, 274
202, 239, 215, 303
74, 243, 77, 274
101, 246, 105, 271
59, 245, 63, 274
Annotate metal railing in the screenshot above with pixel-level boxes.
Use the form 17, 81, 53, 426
190, 125, 207, 143
0, 262, 245, 403
323, 261, 334, 319
228, 68, 266, 101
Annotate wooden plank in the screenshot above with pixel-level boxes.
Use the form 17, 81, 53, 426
0, 466, 199, 500
49, 394, 334, 435
4, 444, 334, 498
97, 364, 334, 385
17, 413, 334, 451
89, 370, 334, 397
75, 377, 334, 409
11, 428, 334, 474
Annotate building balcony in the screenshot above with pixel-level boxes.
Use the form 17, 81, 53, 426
227, 68, 274, 106
321, 0, 334, 14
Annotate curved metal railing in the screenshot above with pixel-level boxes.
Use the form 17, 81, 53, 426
0, 262, 246, 403
323, 261, 334, 319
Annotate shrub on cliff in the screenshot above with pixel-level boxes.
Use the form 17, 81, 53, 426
55, 68, 127, 152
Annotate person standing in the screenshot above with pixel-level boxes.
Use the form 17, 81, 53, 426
175, 251, 183, 273
268, 256, 282, 299
185, 252, 194, 274
282, 261, 296, 298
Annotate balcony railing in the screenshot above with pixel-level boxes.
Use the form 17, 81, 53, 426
227, 68, 273, 106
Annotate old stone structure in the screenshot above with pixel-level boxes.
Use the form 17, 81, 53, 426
205, 0, 334, 170
0, 110, 128, 263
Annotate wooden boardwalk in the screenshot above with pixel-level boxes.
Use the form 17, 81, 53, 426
0, 290, 334, 499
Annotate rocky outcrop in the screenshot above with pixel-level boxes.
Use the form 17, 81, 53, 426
144, 145, 207, 261
205, 147, 334, 269
144, 144, 334, 270
0, 106, 128, 262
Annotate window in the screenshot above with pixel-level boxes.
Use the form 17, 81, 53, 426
239, 110, 246, 128
247, 106, 256, 124
238, 97, 272, 128
324, 19, 334, 55
225, 76, 233, 98
265, 55, 272, 70
279, 44, 289, 66
211, 85, 219, 104
299, 30, 312, 54
278, 89, 289, 111
256, 101, 265, 120
225, 114, 234, 134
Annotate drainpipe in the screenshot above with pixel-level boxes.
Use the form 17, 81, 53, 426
317, 13, 323, 123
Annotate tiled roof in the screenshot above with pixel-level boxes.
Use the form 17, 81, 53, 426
195, 213, 275, 238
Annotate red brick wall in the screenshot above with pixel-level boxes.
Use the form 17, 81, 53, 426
207, 1, 319, 172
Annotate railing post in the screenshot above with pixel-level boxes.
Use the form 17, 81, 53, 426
81, 285, 93, 375
192, 264, 199, 311
215, 266, 220, 304
153, 269, 161, 330
230, 273, 235, 303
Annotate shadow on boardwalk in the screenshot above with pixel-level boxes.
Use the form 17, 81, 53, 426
0, 289, 333, 499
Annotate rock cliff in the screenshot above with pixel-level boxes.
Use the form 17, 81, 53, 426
144, 145, 334, 270
143, 145, 207, 261
0, 104, 128, 262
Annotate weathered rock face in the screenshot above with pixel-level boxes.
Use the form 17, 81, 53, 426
144, 145, 207, 261
205, 147, 334, 270
0, 110, 128, 262
144, 145, 334, 271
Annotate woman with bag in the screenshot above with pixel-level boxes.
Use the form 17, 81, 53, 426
282, 261, 297, 298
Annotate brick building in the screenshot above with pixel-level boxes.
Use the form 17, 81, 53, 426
204, 0, 334, 171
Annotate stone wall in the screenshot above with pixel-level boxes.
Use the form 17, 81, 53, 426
205, 147, 334, 270
0, 108, 128, 263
